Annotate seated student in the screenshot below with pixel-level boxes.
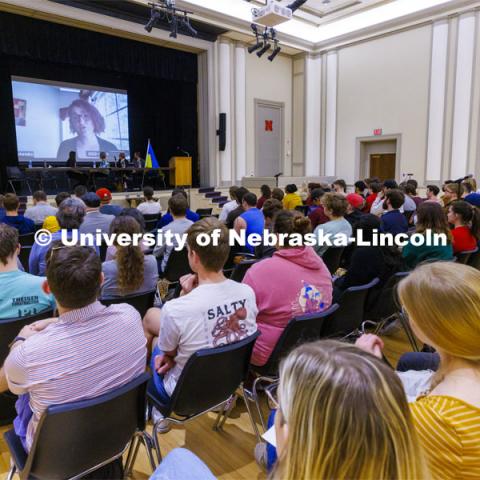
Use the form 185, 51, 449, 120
234, 192, 265, 254
263, 340, 428, 478
271, 187, 284, 203
226, 187, 249, 229
344, 193, 366, 229
257, 184, 272, 209
305, 183, 321, 206
447, 200, 480, 254
402, 202, 454, 269
314, 193, 352, 257
1, 194, 35, 235
364, 181, 381, 213
357, 262, 480, 480
29, 199, 86, 276
404, 183, 423, 208
307, 188, 329, 229
144, 218, 257, 422
282, 184, 302, 210
379, 190, 408, 235
73, 185, 87, 206
79, 192, 115, 235
101, 216, 158, 298
333, 215, 404, 303
42, 192, 71, 233
243, 211, 332, 367
0, 225, 55, 320
158, 189, 199, 228
219, 186, 239, 223
442, 181, 463, 214
136, 186, 161, 215
354, 180, 367, 197
332, 179, 347, 195
255, 198, 283, 259
425, 184, 441, 203
153, 194, 193, 272
2, 244, 147, 451
24, 191, 57, 225
370, 180, 401, 216
400, 184, 419, 215
96, 188, 123, 216
462, 177, 477, 196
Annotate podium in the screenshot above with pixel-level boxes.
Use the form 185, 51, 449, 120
169, 156, 192, 187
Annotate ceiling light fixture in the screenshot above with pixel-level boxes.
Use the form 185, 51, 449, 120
144, 1, 198, 39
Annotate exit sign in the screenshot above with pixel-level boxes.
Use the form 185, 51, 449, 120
373, 128, 383, 136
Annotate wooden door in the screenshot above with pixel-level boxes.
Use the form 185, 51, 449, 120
370, 154, 396, 181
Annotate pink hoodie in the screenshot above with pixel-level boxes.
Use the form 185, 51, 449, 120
243, 246, 332, 366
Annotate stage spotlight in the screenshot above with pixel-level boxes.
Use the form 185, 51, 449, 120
144, 10, 160, 32
169, 14, 178, 38
268, 45, 281, 61
248, 42, 263, 54
257, 42, 271, 57
182, 16, 198, 36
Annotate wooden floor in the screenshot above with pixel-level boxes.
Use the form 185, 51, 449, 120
0, 325, 412, 480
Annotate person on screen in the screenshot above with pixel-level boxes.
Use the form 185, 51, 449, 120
66, 151, 76, 168
56, 98, 119, 163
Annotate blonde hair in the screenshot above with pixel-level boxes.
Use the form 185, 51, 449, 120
398, 262, 480, 367
273, 340, 429, 480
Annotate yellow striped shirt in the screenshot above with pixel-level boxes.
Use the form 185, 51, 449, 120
411, 395, 480, 479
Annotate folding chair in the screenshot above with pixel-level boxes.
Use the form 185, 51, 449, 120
230, 259, 258, 282
100, 289, 156, 318
455, 248, 478, 265
467, 248, 480, 270
322, 247, 345, 275
6, 167, 32, 195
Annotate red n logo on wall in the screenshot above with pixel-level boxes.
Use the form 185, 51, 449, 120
265, 120, 273, 132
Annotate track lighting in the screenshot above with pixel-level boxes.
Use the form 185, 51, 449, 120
144, 1, 197, 39
257, 42, 271, 57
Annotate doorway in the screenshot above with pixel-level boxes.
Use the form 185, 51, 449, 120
370, 153, 396, 181
356, 137, 400, 181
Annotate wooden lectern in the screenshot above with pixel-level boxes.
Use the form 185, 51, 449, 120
169, 156, 192, 187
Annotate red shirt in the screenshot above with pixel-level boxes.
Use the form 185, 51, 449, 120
308, 205, 329, 229
451, 226, 477, 254
364, 193, 377, 213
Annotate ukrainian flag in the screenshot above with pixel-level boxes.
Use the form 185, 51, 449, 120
145, 139, 159, 168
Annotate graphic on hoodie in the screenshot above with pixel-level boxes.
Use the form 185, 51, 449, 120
294, 280, 327, 316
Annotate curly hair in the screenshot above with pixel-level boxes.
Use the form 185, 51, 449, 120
67, 99, 105, 134
110, 216, 145, 294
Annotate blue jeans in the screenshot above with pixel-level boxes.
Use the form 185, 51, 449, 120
150, 346, 172, 405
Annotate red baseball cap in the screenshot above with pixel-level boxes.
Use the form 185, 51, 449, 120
96, 188, 112, 201
346, 193, 364, 210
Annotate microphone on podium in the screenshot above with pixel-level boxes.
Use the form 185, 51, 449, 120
274, 172, 283, 187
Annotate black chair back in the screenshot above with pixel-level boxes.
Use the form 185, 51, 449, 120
163, 248, 192, 283
18, 232, 35, 246
323, 278, 380, 337
253, 304, 339, 376
18, 245, 32, 273
365, 272, 409, 321
150, 332, 259, 418
230, 259, 257, 282
455, 248, 478, 265
4, 372, 150, 480
143, 214, 160, 232
100, 290, 156, 318
7, 166, 26, 180
196, 208, 213, 218
322, 247, 345, 275
99, 242, 108, 262
467, 248, 480, 270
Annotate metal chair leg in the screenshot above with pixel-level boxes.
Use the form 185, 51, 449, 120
124, 436, 140, 477
8, 180, 17, 194
241, 387, 263, 443
6, 465, 16, 480
150, 425, 163, 465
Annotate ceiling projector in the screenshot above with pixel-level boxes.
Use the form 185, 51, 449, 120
251, 1, 293, 27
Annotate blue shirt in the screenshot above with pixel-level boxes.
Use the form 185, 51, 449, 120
2, 215, 35, 235
380, 210, 408, 235
100, 204, 123, 217
158, 209, 199, 228
240, 208, 265, 253
0, 208, 5, 220
0, 270, 55, 319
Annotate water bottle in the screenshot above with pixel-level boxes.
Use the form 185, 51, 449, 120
28, 158, 32, 168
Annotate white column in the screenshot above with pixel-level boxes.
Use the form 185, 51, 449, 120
451, 13, 476, 179
426, 20, 449, 182
304, 55, 322, 176
325, 51, 338, 177
218, 41, 232, 184
234, 43, 247, 182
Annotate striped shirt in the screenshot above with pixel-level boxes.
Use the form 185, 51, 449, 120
4, 301, 147, 450
411, 395, 480, 479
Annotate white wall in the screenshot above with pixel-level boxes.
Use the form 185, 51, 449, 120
335, 26, 432, 184
245, 52, 293, 178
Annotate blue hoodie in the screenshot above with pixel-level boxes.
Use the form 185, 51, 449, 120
2, 215, 35, 235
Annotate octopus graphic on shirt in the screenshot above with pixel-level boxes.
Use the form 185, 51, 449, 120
207, 300, 249, 347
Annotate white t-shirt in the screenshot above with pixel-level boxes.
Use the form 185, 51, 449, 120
158, 279, 258, 395
137, 200, 162, 215
219, 200, 238, 223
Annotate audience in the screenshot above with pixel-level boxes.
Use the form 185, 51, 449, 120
256, 184, 272, 209
158, 189, 199, 228
0, 224, 55, 320
136, 186, 161, 215
332, 179, 347, 195
144, 218, 257, 428
307, 188, 329, 229
447, 200, 480, 254
314, 193, 352, 257
357, 262, 480, 479
0, 194, 5, 220
363, 181, 381, 213
3, 244, 147, 451
73, 185, 87, 206
226, 187, 248, 229
344, 193, 365, 228
404, 183, 423, 208
402, 201, 453, 269
243, 210, 332, 367
379, 190, 408, 235
97, 188, 123, 216
24, 191, 57, 225
1, 194, 35, 235
234, 192, 265, 254
442, 182, 463, 213
354, 180, 367, 197
305, 182, 321, 206
42, 192, 71, 233
154, 194, 193, 272
370, 179, 400, 216
425, 184, 441, 203
271, 187, 284, 203
282, 184, 302, 210
219, 186, 239, 223
101, 216, 158, 298
29, 198, 85, 276
255, 199, 283, 259
79, 192, 114, 235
